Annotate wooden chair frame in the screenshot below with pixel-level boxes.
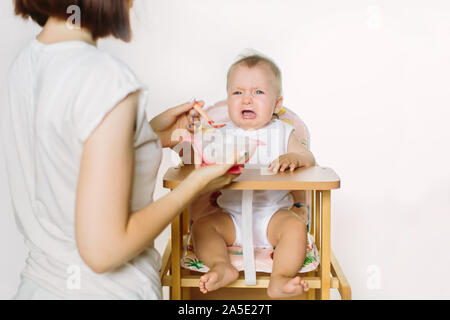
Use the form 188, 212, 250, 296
161, 166, 351, 300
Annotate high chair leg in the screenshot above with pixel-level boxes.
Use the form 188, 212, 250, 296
319, 190, 331, 300
309, 191, 315, 239
331, 251, 352, 300
160, 241, 171, 283
306, 271, 316, 300
315, 190, 321, 251
171, 214, 182, 300
181, 269, 191, 300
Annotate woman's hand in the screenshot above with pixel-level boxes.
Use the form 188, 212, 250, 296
150, 99, 203, 148
198, 171, 240, 196
190, 150, 248, 195
192, 166, 239, 196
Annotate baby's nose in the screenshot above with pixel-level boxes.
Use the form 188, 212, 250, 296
243, 92, 253, 103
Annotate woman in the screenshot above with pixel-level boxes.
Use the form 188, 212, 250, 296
4, 0, 239, 299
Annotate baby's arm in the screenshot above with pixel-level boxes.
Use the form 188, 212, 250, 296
268, 131, 316, 173
268, 131, 315, 223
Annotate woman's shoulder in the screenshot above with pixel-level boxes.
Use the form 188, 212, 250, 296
75, 47, 138, 83
31, 39, 139, 85
12, 39, 139, 86
67, 47, 147, 143
52, 45, 145, 102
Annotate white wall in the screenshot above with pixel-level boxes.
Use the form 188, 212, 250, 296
1, 0, 450, 299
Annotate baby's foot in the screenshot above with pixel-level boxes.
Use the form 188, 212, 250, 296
199, 263, 239, 294
267, 275, 309, 299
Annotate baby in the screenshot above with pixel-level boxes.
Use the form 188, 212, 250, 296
191, 54, 316, 298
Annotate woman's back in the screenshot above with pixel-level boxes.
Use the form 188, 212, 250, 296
4, 38, 162, 299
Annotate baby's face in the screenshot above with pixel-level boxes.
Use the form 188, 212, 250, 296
227, 63, 282, 130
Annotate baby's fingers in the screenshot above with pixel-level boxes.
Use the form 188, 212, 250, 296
279, 162, 290, 172
271, 161, 281, 173
268, 160, 276, 171
289, 163, 297, 172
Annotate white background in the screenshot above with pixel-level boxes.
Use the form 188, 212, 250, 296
1, 0, 450, 299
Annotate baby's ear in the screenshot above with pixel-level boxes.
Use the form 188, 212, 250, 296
274, 96, 283, 114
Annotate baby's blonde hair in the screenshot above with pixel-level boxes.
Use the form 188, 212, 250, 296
226, 52, 283, 96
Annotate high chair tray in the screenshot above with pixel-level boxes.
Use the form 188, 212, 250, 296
163, 165, 340, 191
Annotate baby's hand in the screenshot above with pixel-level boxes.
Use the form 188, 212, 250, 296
268, 153, 305, 173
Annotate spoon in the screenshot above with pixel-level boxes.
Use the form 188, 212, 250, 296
192, 101, 226, 129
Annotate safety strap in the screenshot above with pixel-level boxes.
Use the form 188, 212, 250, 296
241, 190, 256, 285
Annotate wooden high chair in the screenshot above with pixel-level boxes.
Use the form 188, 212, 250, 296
160, 102, 351, 300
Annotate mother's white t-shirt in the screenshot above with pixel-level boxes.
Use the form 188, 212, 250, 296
3, 39, 162, 299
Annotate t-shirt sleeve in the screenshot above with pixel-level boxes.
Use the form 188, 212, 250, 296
72, 54, 148, 143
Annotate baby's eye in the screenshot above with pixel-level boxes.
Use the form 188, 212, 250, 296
233, 91, 242, 95
255, 90, 264, 94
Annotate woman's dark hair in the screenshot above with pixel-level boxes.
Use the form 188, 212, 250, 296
14, 0, 133, 42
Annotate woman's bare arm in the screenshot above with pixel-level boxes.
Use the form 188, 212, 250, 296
75, 92, 236, 273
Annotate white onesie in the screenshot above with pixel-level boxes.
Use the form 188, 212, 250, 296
216, 119, 295, 248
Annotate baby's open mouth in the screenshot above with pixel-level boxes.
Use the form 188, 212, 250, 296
241, 110, 257, 119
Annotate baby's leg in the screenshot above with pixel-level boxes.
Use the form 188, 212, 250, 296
266, 210, 309, 298
191, 211, 239, 294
